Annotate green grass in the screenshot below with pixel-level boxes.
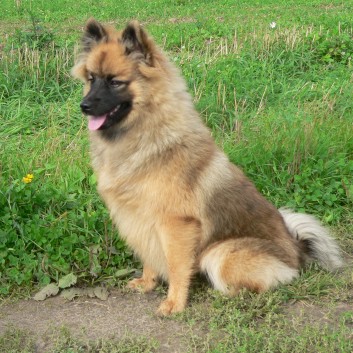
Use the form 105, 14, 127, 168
1, 0, 353, 351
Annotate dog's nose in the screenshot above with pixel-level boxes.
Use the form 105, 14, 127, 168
80, 101, 92, 114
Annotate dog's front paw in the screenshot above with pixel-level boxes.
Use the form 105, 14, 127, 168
127, 277, 156, 293
156, 299, 185, 316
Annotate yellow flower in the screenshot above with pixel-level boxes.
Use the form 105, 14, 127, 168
22, 174, 34, 184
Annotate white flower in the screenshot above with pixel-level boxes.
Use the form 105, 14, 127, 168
270, 22, 276, 29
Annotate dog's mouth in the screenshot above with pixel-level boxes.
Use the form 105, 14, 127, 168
88, 102, 132, 131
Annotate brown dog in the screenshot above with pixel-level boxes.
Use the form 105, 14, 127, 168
72, 20, 342, 315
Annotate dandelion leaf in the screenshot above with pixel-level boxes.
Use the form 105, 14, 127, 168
58, 273, 77, 289
85, 287, 96, 298
93, 287, 109, 300
60, 288, 84, 300
33, 283, 59, 301
59, 287, 108, 301
115, 268, 135, 279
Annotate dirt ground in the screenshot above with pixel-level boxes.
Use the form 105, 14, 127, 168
0, 290, 194, 353
1, 280, 352, 353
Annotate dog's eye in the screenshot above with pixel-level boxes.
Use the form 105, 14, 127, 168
87, 74, 95, 83
110, 79, 124, 87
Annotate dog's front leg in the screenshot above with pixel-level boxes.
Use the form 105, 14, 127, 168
156, 216, 201, 316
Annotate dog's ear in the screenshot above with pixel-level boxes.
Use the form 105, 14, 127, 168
82, 18, 107, 52
121, 21, 154, 63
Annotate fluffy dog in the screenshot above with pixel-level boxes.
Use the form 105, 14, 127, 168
72, 19, 342, 315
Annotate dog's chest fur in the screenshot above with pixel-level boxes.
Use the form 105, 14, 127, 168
89, 135, 194, 279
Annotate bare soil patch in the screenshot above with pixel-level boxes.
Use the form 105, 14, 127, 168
0, 290, 194, 353
283, 299, 353, 328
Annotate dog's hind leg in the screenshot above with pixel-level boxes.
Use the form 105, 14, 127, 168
200, 238, 299, 295
127, 265, 158, 293
156, 216, 202, 316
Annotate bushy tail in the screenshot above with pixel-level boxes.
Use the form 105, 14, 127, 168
279, 208, 343, 271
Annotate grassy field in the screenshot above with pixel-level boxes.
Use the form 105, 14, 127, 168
1, 0, 353, 352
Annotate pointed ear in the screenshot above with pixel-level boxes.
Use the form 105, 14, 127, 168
121, 21, 152, 60
82, 18, 107, 52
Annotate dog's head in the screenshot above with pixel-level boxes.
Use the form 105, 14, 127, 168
72, 19, 161, 136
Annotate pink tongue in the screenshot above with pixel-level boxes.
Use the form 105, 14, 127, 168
88, 115, 107, 131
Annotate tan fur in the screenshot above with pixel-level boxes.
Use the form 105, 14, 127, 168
72, 20, 342, 315
200, 238, 299, 295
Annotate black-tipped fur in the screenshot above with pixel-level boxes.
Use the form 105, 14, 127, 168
121, 21, 154, 64
122, 24, 143, 54
82, 19, 107, 52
